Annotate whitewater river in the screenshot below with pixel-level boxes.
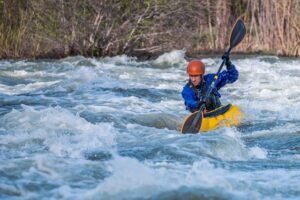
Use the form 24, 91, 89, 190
1, 51, 300, 199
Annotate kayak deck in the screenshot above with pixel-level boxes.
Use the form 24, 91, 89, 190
180, 104, 245, 133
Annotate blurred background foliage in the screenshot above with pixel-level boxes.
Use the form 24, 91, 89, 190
0, 0, 300, 59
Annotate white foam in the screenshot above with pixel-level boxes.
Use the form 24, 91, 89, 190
0, 81, 60, 95
84, 156, 169, 199
2, 70, 67, 79
35, 155, 60, 179
185, 159, 232, 188
87, 105, 118, 113
211, 128, 268, 160
2, 70, 32, 77
153, 50, 187, 67
67, 67, 99, 83
101, 54, 138, 65
84, 157, 256, 199
202, 58, 218, 66
249, 146, 268, 159
0, 105, 116, 158
0, 183, 21, 196
85, 153, 299, 199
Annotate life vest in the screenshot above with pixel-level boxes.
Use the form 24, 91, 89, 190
186, 80, 221, 112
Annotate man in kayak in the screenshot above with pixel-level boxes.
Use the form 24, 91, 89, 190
181, 54, 238, 113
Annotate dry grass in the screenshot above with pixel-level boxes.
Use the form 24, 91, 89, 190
0, 0, 300, 59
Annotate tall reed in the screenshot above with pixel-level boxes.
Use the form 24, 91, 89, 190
0, 0, 299, 58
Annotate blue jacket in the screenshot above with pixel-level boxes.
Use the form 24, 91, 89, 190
182, 64, 238, 112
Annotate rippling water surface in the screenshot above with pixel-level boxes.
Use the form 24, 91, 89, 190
1, 51, 300, 199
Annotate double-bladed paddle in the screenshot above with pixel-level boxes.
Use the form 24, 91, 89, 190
181, 19, 246, 134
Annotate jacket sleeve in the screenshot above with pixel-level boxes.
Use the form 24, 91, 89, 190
215, 64, 239, 90
181, 86, 199, 112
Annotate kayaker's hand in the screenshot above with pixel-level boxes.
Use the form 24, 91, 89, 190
198, 99, 206, 108
222, 52, 232, 69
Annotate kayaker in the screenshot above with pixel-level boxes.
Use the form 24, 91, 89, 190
181, 54, 238, 113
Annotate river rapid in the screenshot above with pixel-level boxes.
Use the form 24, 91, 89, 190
1, 50, 300, 199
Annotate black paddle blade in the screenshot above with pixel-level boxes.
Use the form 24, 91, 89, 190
230, 19, 246, 49
181, 111, 202, 134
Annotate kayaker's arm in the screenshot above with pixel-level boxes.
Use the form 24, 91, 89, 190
214, 63, 239, 90
181, 86, 199, 112
226, 63, 239, 83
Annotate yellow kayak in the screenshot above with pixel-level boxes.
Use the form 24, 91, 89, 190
181, 104, 245, 133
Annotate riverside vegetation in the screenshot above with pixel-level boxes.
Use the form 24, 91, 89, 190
0, 0, 300, 59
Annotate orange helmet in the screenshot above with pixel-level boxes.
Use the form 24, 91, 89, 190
186, 60, 205, 76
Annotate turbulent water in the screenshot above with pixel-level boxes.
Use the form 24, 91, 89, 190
1, 50, 300, 200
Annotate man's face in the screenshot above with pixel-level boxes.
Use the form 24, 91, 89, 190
189, 75, 202, 86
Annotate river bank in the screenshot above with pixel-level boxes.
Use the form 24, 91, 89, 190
1, 1, 300, 60
0, 47, 294, 62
